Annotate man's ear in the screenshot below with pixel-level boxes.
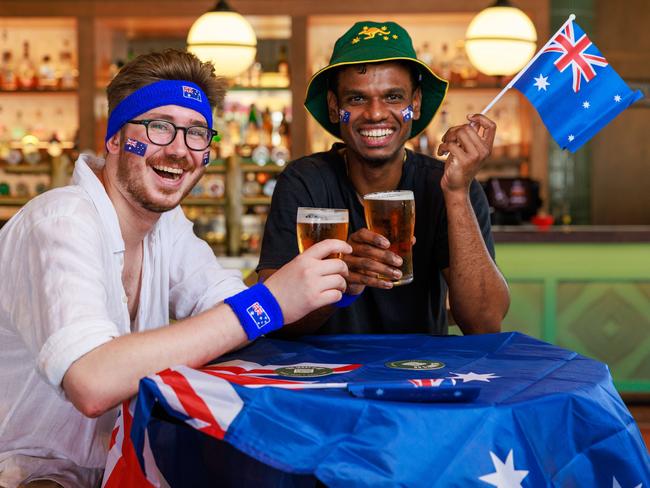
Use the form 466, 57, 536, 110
106, 132, 121, 155
326, 90, 340, 124
412, 86, 423, 121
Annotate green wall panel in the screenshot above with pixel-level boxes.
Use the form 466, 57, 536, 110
495, 243, 650, 392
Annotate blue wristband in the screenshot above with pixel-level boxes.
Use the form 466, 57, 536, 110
335, 292, 362, 308
224, 284, 284, 340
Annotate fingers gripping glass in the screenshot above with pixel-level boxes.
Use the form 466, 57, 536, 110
127, 119, 218, 151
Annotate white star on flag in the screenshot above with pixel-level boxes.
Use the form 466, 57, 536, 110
583, 101, 591, 109
568, 134, 575, 142
448, 372, 500, 385
479, 450, 529, 488
533, 74, 550, 91
612, 476, 642, 488
614, 94, 622, 102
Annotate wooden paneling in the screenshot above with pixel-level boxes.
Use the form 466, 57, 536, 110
592, 0, 650, 224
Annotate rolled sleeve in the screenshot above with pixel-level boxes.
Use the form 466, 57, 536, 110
15, 208, 124, 392
38, 319, 119, 392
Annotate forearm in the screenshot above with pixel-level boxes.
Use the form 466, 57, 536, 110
63, 304, 248, 417
444, 191, 510, 334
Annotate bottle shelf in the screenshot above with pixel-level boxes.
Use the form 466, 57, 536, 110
182, 198, 226, 207
1, 163, 51, 174
0, 89, 77, 95
241, 163, 285, 173
243, 197, 272, 206
205, 163, 226, 173
229, 86, 290, 93
0, 196, 31, 206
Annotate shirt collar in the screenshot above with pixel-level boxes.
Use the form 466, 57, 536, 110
72, 154, 125, 254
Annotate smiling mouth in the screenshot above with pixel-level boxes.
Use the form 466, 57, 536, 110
152, 164, 184, 180
359, 128, 395, 139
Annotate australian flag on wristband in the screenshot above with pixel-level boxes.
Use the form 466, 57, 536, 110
512, 17, 643, 152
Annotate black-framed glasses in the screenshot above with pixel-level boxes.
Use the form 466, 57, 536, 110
127, 119, 218, 151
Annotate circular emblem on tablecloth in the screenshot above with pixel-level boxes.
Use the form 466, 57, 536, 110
385, 359, 445, 370
274, 366, 334, 377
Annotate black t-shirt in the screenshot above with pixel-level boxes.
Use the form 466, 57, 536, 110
257, 143, 495, 335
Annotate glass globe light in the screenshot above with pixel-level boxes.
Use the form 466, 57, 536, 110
187, 0, 257, 79
465, 0, 537, 76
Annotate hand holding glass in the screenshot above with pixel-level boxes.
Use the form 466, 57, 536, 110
296, 207, 349, 257
363, 191, 415, 286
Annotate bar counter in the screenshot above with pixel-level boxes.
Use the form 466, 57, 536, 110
493, 225, 650, 243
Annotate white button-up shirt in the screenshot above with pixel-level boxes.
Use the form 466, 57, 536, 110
0, 155, 246, 487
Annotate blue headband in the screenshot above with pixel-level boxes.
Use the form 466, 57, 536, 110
105, 80, 213, 143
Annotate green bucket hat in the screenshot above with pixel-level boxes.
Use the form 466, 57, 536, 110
305, 21, 449, 139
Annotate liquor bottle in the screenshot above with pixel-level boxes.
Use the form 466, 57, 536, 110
58, 39, 77, 89
17, 41, 37, 90
434, 107, 449, 150
437, 43, 452, 82
11, 110, 27, 142
0, 50, 17, 91
418, 42, 434, 69
261, 107, 273, 147
278, 107, 291, 150
239, 104, 260, 158
38, 55, 58, 89
450, 40, 478, 87
276, 45, 290, 78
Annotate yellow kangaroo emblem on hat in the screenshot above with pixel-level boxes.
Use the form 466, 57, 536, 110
358, 25, 391, 40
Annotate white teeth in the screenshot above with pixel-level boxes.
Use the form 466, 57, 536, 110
360, 128, 394, 138
152, 165, 183, 175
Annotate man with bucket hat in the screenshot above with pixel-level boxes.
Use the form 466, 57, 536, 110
258, 21, 510, 336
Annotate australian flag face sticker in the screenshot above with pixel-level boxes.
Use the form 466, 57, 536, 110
247, 302, 271, 329
182, 85, 202, 102
401, 105, 414, 122
339, 109, 350, 124
202, 151, 210, 165
124, 137, 147, 156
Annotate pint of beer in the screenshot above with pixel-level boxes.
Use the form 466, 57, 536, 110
363, 191, 415, 286
296, 207, 349, 254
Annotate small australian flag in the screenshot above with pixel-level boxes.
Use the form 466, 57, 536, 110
124, 137, 147, 156
247, 302, 271, 329
182, 85, 202, 102
401, 105, 414, 122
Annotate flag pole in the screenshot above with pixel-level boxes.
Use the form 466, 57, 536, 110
480, 13, 576, 115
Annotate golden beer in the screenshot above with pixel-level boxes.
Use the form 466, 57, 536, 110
363, 191, 415, 286
296, 207, 349, 255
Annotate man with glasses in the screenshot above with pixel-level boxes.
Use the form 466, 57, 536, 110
0, 49, 350, 488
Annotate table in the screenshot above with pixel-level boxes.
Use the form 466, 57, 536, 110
102, 332, 650, 487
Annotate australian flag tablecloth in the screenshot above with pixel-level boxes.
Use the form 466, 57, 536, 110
103, 332, 650, 487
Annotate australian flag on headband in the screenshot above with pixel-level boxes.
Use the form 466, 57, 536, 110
101, 332, 650, 487
512, 16, 643, 152
182, 85, 202, 102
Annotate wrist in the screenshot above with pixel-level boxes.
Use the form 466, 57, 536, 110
224, 284, 284, 341
442, 188, 471, 206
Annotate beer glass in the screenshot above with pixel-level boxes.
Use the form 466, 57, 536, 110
363, 190, 415, 286
296, 207, 349, 256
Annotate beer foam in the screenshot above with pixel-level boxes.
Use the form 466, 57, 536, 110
297, 207, 349, 223
363, 190, 414, 201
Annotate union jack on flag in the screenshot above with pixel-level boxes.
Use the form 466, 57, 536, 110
182, 85, 202, 102
512, 15, 643, 152
542, 21, 608, 93
247, 302, 270, 329
124, 138, 147, 156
